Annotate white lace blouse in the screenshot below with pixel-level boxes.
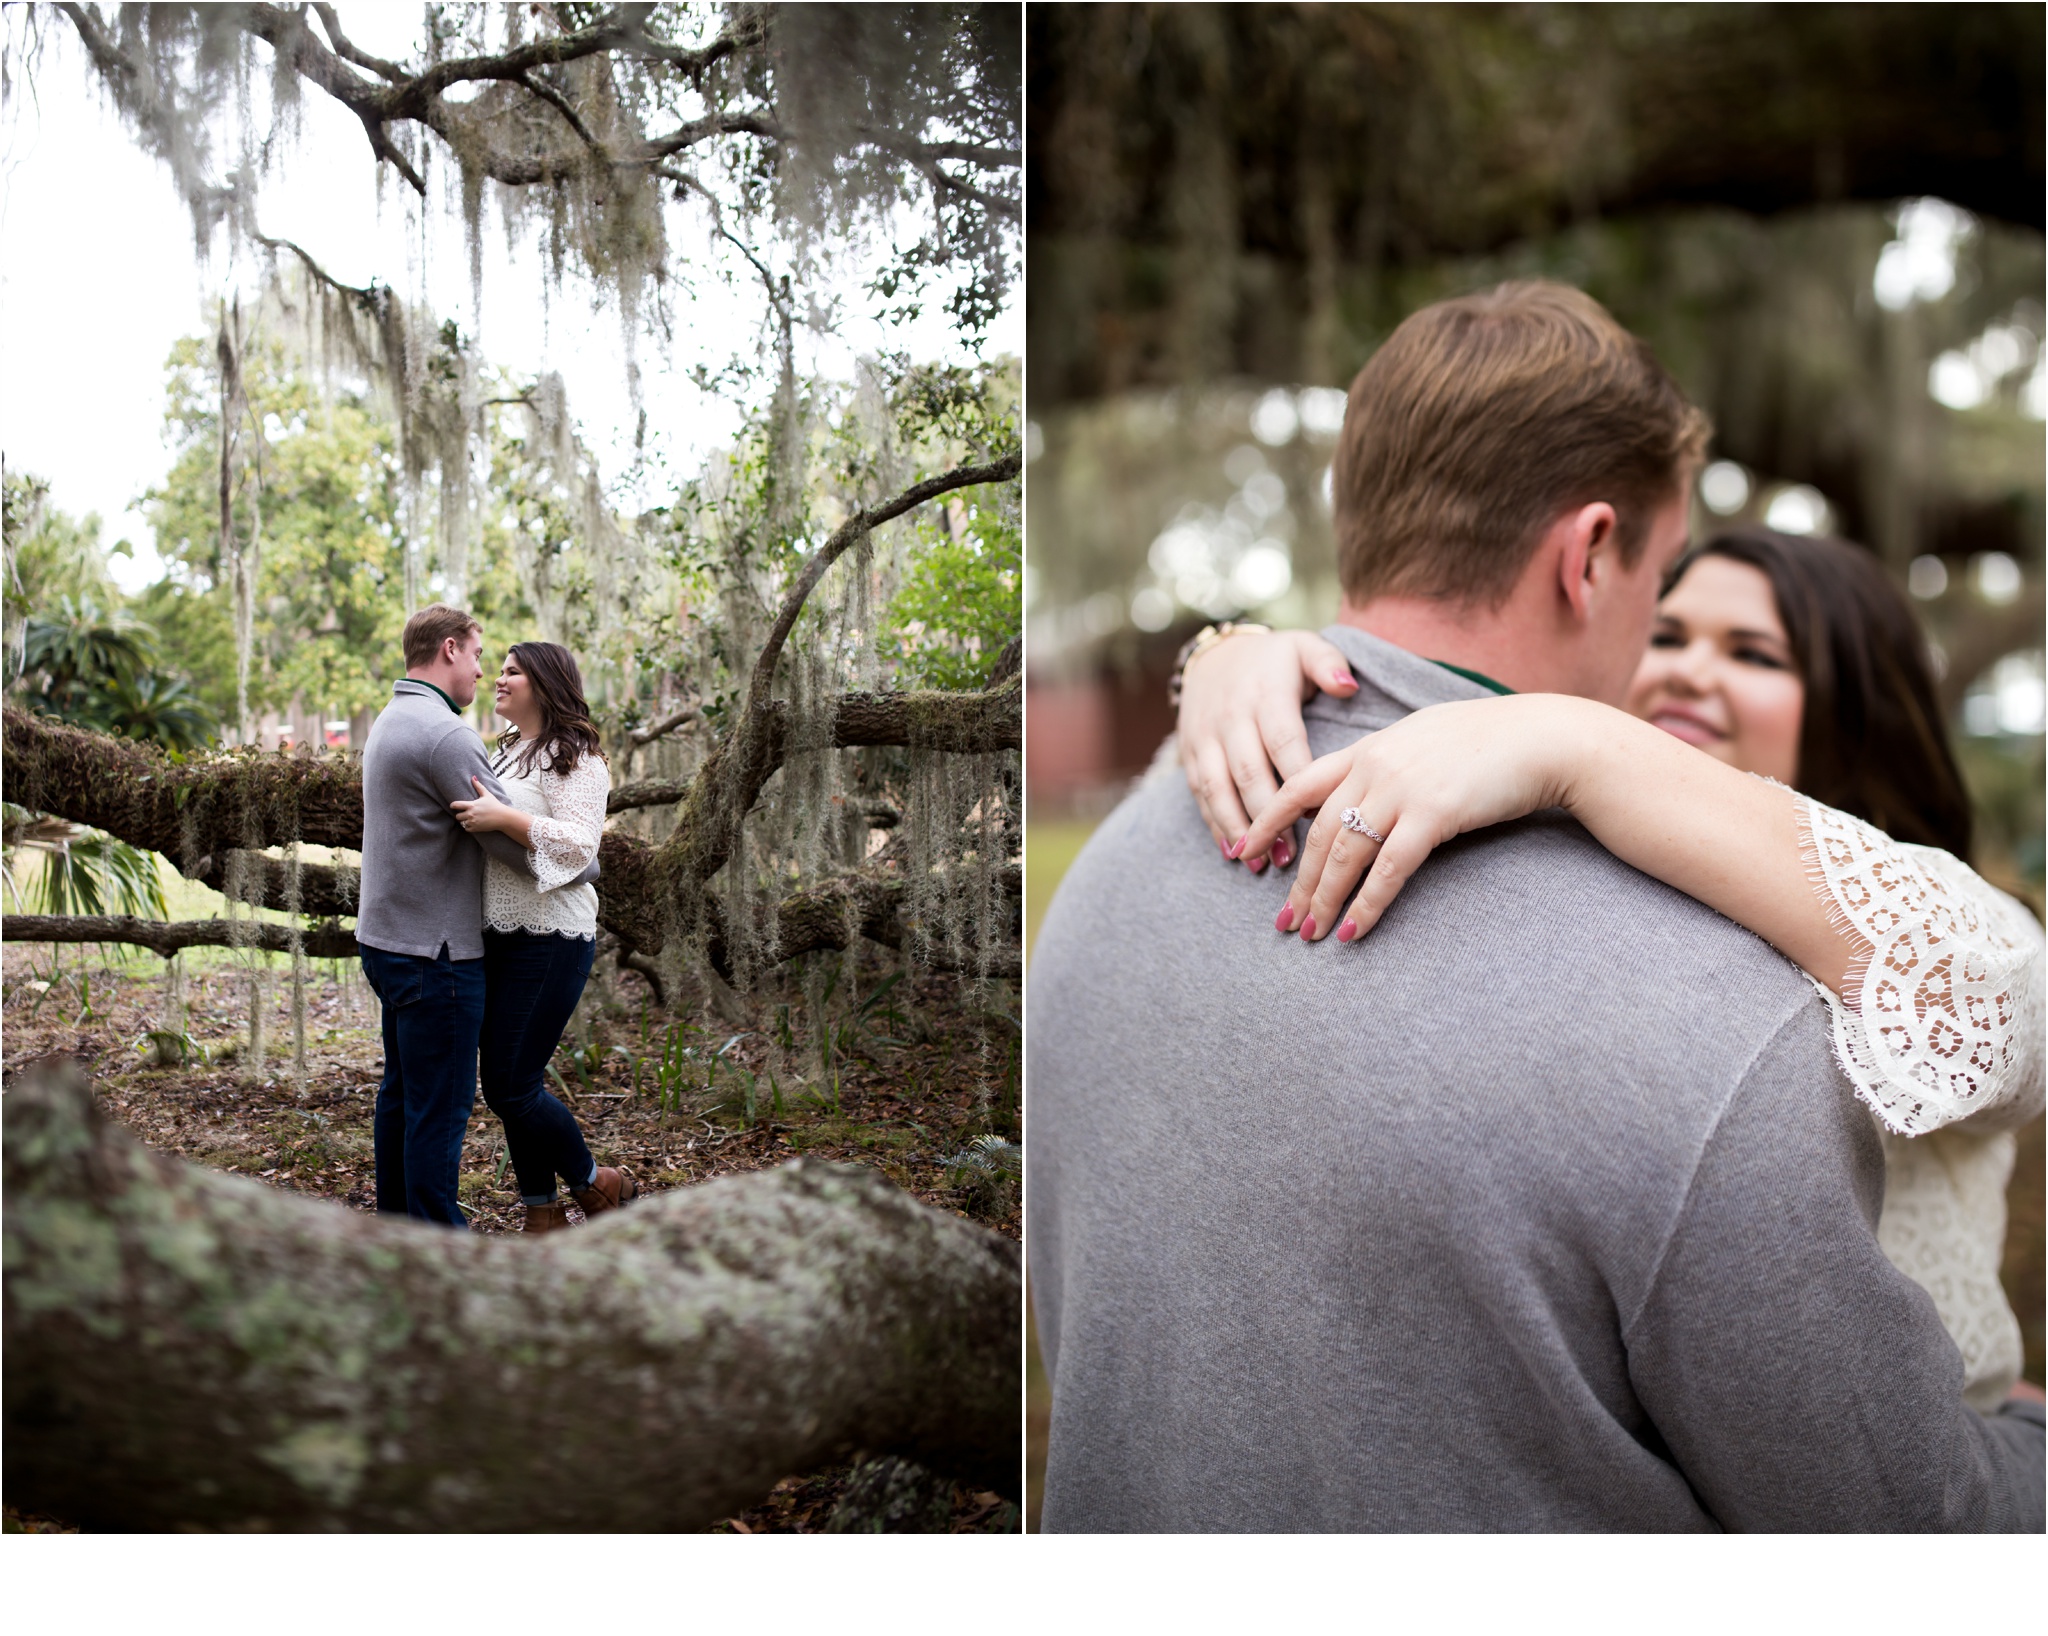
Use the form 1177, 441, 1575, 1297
1795, 794, 2045, 1410
481, 743, 608, 942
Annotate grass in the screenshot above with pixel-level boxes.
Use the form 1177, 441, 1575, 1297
1025, 820, 1096, 960
1021, 821, 1096, 1531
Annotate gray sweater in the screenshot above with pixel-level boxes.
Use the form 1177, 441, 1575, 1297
357, 680, 545, 961
1026, 627, 2045, 1532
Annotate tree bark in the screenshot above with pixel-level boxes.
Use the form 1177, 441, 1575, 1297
3, 1059, 1019, 1532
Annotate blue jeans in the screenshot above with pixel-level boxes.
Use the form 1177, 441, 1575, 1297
360, 942, 486, 1228
479, 929, 597, 1203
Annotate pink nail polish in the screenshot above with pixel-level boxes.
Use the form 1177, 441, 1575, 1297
1274, 905, 1296, 932
1273, 839, 1292, 868
1336, 920, 1358, 943
1331, 670, 1357, 689
1248, 856, 1267, 874
1299, 915, 1317, 941
1227, 836, 1246, 859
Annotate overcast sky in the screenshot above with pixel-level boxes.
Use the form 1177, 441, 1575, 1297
0, 15, 1018, 593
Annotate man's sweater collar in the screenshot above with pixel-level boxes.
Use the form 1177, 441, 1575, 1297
1308, 626, 1506, 734
394, 677, 461, 715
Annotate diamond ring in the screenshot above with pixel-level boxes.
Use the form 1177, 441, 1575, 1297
1339, 807, 1388, 844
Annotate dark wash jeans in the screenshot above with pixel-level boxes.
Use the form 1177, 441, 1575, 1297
479, 928, 597, 1203
360, 941, 486, 1228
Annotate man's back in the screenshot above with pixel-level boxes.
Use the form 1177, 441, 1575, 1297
1027, 629, 2043, 1531
359, 681, 499, 961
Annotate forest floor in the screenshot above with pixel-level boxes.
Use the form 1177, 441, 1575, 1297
0, 938, 1021, 1536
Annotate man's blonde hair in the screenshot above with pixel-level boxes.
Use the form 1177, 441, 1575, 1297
1333, 281, 1711, 607
401, 604, 481, 670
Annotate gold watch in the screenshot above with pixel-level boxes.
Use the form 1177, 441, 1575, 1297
1168, 621, 1272, 709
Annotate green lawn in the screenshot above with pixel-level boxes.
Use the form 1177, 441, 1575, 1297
1024, 821, 1096, 961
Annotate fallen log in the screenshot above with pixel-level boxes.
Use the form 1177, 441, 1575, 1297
2, 1058, 1020, 1531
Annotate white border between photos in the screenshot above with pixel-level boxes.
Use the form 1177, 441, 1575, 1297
10, 1533, 2047, 1632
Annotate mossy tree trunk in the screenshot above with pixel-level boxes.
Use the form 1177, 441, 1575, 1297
1, 674, 1019, 970
3, 1060, 1019, 1531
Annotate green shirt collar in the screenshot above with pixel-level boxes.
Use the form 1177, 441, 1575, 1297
1429, 659, 1515, 696
398, 678, 462, 715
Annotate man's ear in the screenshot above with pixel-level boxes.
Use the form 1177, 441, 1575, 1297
1553, 503, 1618, 623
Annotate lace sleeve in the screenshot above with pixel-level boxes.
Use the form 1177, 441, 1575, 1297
1796, 792, 2044, 1136
528, 755, 608, 893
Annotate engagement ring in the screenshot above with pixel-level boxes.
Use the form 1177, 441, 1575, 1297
1339, 808, 1388, 844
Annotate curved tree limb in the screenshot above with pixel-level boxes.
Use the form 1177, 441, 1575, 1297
746, 453, 1024, 718
2, 914, 358, 961
252, 231, 382, 304
513, 68, 604, 152
3, 1060, 1020, 1531
906, 154, 1021, 222
2, 708, 367, 858
627, 703, 702, 746
308, 2, 406, 83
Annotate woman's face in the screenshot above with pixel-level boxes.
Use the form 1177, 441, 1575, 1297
493, 655, 536, 728
1625, 555, 1805, 785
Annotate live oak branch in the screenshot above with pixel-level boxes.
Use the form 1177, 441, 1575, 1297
2, 1058, 1020, 1531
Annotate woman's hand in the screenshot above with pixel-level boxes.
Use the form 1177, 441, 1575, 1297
451, 777, 519, 837
1241, 695, 1600, 942
1177, 628, 1359, 870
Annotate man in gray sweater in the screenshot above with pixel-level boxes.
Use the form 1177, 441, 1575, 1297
1027, 283, 2045, 1530
357, 604, 589, 1227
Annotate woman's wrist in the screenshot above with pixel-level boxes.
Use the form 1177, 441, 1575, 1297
1542, 696, 1646, 819
1170, 621, 1271, 708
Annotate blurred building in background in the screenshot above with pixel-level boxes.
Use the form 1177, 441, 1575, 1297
1024, 2, 2044, 901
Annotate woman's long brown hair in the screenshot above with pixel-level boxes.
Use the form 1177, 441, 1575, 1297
1666, 527, 1972, 858
498, 641, 606, 777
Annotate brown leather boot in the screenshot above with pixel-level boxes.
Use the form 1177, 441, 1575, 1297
523, 1200, 571, 1234
571, 1166, 636, 1217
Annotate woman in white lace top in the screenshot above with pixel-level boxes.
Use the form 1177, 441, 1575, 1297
451, 641, 635, 1234
1180, 528, 2042, 1409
